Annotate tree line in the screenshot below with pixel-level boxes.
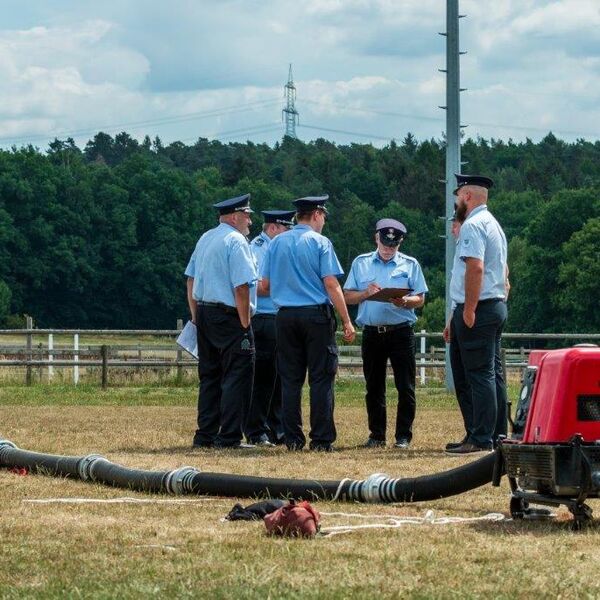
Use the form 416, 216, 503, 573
0, 131, 598, 333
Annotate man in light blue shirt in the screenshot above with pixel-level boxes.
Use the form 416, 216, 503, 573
244, 209, 295, 447
344, 219, 428, 449
261, 196, 355, 452
185, 194, 258, 450
444, 174, 509, 455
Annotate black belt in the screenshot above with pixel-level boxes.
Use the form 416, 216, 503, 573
198, 301, 237, 314
278, 304, 330, 311
456, 298, 504, 306
363, 322, 412, 334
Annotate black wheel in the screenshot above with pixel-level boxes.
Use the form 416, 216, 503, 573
510, 496, 529, 519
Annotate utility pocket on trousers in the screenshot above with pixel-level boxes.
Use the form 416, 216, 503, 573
461, 338, 489, 370
326, 345, 339, 375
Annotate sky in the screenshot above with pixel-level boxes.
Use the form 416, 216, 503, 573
1, 0, 599, 150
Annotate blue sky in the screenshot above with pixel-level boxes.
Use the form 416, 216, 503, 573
1, 0, 599, 149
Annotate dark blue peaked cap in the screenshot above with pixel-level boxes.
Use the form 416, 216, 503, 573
262, 210, 296, 226
453, 174, 494, 195
376, 218, 407, 247
213, 193, 253, 215
292, 195, 329, 212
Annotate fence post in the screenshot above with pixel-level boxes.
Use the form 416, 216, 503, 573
420, 329, 426, 385
101, 345, 108, 389
25, 316, 33, 385
48, 333, 54, 381
176, 318, 183, 383
73, 333, 79, 385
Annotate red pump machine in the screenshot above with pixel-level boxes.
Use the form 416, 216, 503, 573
495, 345, 600, 528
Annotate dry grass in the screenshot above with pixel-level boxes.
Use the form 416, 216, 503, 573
1, 384, 599, 599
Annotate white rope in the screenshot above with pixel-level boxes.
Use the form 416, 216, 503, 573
23, 497, 223, 505
331, 478, 352, 501
319, 509, 506, 537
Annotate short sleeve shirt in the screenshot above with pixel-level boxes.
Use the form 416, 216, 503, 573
450, 205, 507, 304
184, 223, 258, 313
261, 224, 343, 307
344, 251, 428, 326
250, 231, 276, 315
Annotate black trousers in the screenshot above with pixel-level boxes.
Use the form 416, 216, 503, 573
275, 306, 338, 449
450, 300, 508, 448
361, 325, 416, 442
194, 303, 255, 447
244, 314, 283, 443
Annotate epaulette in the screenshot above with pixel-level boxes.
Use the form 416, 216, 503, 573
398, 252, 417, 263
252, 237, 265, 247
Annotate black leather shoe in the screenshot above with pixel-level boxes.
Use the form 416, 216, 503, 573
445, 438, 467, 451
364, 438, 386, 448
192, 441, 213, 449
394, 438, 410, 449
445, 442, 493, 455
215, 442, 256, 450
253, 439, 276, 447
248, 436, 276, 447
309, 443, 334, 452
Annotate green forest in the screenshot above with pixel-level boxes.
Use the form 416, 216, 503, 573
0, 131, 598, 332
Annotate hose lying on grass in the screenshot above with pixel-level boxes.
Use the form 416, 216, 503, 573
0, 437, 498, 503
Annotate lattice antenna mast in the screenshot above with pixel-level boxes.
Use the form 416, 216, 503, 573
282, 64, 299, 138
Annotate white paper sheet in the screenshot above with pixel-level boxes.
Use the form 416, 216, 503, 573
176, 320, 198, 359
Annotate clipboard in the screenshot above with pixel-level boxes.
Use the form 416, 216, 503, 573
368, 287, 412, 303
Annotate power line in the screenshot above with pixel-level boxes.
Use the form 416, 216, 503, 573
299, 123, 395, 142
302, 98, 600, 139
301, 98, 442, 123
0, 99, 281, 147
218, 126, 282, 142
178, 122, 282, 144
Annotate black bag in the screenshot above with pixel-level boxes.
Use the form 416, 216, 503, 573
225, 499, 287, 521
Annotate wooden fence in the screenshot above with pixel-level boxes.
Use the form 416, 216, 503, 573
0, 318, 598, 387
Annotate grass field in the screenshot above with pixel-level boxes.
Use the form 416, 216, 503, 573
1, 381, 599, 599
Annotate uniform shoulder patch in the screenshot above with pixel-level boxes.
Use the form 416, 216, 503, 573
253, 237, 265, 247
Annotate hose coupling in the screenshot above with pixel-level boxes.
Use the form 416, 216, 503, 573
361, 472, 393, 503
165, 466, 200, 495
0, 439, 17, 463
77, 454, 107, 481
0, 439, 17, 450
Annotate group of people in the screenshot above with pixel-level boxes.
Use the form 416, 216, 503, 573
184, 173, 508, 454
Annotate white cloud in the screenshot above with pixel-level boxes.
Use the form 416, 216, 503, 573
1, 1, 600, 147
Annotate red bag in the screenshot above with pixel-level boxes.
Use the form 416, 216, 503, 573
264, 500, 320, 538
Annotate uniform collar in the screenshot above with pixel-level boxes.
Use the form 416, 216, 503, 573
466, 204, 488, 221
373, 249, 401, 265
259, 231, 271, 243
294, 224, 312, 231
219, 222, 238, 233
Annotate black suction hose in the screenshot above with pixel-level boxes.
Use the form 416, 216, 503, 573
0, 438, 498, 503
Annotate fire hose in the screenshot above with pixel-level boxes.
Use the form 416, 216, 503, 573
0, 437, 498, 503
